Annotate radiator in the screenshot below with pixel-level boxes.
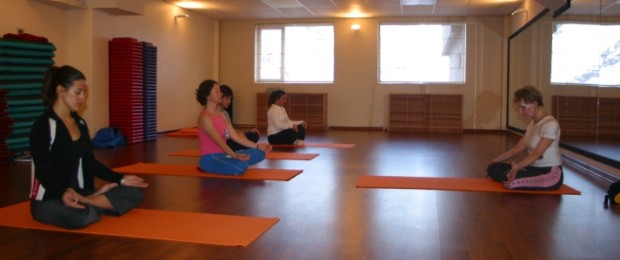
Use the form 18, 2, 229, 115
552, 96, 619, 138
256, 93, 328, 132
388, 94, 463, 133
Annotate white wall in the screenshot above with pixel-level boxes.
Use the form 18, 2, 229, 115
0, 0, 70, 67
2, 0, 510, 134
219, 16, 508, 130
0, 0, 218, 135
101, 0, 217, 132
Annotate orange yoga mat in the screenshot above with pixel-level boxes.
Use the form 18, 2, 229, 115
356, 175, 581, 195
166, 127, 198, 137
0, 202, 278, 246
169, 149, 319, 160
267, 143, 356, 149
114, 163, 302, 181
166, 131, 199, 137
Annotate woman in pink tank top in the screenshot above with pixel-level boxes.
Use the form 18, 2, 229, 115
195, 80, 268, 175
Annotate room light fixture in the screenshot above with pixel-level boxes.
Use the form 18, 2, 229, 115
175, 13, 190, 18
511, 8, 527, 16
344, 5, 370, 18
351, 24, 361, 30
175, 1, 205, 9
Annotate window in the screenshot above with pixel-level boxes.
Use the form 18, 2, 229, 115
551, 23, 620, 86
379, 23, 466, 84
255, 24, 334, 83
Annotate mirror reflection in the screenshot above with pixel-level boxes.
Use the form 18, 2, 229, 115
507, 0, 620, 168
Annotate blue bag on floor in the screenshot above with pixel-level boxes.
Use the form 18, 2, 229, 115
606, 180, 620, 205
92, 127, 126, 148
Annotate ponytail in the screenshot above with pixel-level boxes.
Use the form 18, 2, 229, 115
41, 65, 86, 107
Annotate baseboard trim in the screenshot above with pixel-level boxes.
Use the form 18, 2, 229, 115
463, 129, 506, 134
328, 126, 385, 131
232, 124, 257, 129
561, 150, 620, 184
157, 129, 182, 134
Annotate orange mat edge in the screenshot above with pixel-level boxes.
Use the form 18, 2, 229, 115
0, 201, 279, 247
113, 162, 303, 182
356, 175, 581, 195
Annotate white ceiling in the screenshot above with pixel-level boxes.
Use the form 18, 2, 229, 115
164, 0, 620, 20
164, 0, 526, 20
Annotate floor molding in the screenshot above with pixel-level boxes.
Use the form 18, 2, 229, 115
561, 150, 620, 184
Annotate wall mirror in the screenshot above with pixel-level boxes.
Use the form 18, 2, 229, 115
507, 0, 620, 170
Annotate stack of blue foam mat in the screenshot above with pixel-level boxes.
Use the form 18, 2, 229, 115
0, 38, 55, 158
109, 37, 144, 144
142, 42, 157, 142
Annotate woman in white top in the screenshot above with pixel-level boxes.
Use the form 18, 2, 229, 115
266, 90, 307, 145
487, 85, 563, 190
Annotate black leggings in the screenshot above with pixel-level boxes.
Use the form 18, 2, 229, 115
268, 124, 305, 145
30, 186, 144, 229
227, 131, 260, 151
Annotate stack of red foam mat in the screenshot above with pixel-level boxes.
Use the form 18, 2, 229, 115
109, 37, 144, 144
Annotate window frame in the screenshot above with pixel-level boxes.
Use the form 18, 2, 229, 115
378, 22, 467, 85
550, 21, 620, 87
255, 23, 335, 84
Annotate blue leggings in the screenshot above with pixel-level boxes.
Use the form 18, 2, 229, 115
199, 148, 265, 175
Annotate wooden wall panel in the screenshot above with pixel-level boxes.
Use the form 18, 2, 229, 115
256, 93, 327, 133
256, 93, 269, 132
552, 96, 598, 137
552, 95, 620, 138
388, 94, 462, 133
598, 98, 620, 138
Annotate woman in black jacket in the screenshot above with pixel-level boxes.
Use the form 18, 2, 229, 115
29, 65, 148, 229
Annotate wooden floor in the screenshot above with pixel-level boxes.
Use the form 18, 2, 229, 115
1, 130, 619, 259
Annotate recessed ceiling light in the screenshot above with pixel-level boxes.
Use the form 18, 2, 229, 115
345, 5, 368, 18
262, 0, 302, 8
401, 0, 436, 5
345, 12, 369, 18
175, 1, 205, 9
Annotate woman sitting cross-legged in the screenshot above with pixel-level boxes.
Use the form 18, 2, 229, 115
195, 79, 269, 175
267, 89, 307, 145
486, 85, 563, 190
30, 65, 147, 229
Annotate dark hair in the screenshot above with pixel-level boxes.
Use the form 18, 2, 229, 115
195, 79, 219, 106
220, 84, 233, 98
41, 65, 86, 107
513, 85, 543, 106
268, 89, 286, 107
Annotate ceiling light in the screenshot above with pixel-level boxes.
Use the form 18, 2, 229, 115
511, 8, 527, 16
401, 0, 436, 5
351, 24, 361, 30
262, 0, 303, 8
175, 1, 205, 9
345, 6, 368, 18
